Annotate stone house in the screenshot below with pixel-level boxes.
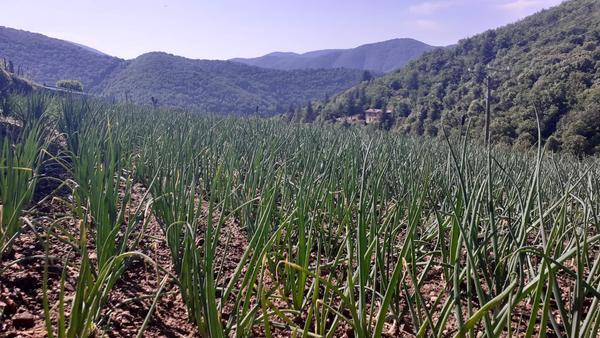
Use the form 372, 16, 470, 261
365, 108, 392, 124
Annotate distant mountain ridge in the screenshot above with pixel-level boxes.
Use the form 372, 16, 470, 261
231, 38, 438, 73
100, 52, 366, 114
0, 26, 368, 114
67, 41, 109, 56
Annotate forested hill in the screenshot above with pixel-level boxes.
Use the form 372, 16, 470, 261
100, 52, 365, 114
302, 0, 600, 155
0, 26, 126, 92
231, 38, 437, 73
0, 26, 364, 115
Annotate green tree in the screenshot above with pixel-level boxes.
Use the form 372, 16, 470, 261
380, 111, 394, 130
303, 101, 317, 123
0, 68, 11, 93
56, 79, 84, 92
315, 0, 600, 155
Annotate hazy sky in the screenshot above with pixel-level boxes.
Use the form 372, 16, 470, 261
2, 0, 563, 60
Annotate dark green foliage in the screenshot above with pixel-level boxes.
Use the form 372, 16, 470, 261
231, 38, 438, 73
0, 67, 10, 92
99, 52, 365, 115
0, 62, 34, 115
302, 101, 316, 122
309, 0, 600, 155
56, 79, 84, 92
0, 27, 365, 115
561, 87, 600, 155
0, 26, 124, 92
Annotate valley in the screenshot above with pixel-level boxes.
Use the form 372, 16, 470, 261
1, 0, 599, 337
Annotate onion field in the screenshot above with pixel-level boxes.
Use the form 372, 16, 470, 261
1, 93, 599, 337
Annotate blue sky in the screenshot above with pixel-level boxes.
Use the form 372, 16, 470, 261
2, 0, 563, 60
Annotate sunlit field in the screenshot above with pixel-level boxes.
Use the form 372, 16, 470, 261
1, 93, 599, 337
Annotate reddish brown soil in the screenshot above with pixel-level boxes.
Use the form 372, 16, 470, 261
0, 181, 249, 337
1, 197, 74, 337
1, 171, 597, 337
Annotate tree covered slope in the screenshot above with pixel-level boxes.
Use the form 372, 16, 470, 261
100, 52, 365, 114
0, 27, 364, 115
306, 0, 600, 155
231, 38, 437, 73
0, 26, 126, 92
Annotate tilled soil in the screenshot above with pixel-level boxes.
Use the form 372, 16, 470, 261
1, 167, 596, 337
0, 181, 250, 337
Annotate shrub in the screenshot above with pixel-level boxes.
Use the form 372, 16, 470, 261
56, 79, 84, 92
0, 68, 11, 92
